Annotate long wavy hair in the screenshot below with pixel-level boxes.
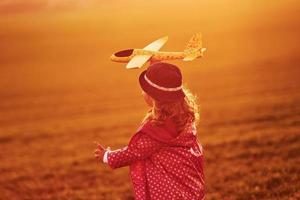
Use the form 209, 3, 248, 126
142, 86, 200, 133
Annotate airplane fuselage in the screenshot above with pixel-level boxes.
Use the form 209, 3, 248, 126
110, 49, 186, 63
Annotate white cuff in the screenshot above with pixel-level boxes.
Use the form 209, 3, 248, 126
103, 150, 110, 163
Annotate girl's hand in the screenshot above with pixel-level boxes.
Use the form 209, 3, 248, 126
94, 141, 106, 163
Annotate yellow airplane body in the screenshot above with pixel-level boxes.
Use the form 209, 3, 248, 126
110, 33, 206, 69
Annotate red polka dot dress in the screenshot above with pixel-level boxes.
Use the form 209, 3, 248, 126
106, 118, 205, 200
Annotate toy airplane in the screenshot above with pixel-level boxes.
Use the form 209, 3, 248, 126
110, 33, 206, 69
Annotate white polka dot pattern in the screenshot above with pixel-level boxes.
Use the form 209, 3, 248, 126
107, 120, 205, 200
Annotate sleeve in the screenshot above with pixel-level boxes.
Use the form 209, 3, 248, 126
107, 132, 164, 169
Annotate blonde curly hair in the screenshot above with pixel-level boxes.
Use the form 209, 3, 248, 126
142, 86, 200, 133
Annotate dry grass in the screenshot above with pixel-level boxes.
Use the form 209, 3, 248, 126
0, 57, 300, 200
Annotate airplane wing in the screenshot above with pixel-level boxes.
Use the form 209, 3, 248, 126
143, 36, 168, 51
126, 55, 152, 69
126, 36, 168, 69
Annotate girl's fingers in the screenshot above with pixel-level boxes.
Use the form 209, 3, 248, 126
94, 141, 100, 146
94, 149, 104, 154
94, 147, 104, 153
94, 141, 105, 149
93, 141, 105, 162
94, 149, 104, 155
98, 144, 105, 149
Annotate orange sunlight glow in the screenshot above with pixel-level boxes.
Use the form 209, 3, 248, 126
0, 0, 101, 14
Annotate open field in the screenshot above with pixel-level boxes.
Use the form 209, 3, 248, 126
1, 56, 300, 199
0, 0, 300, 199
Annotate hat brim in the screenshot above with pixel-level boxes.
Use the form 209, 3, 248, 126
139, 70, 185, 102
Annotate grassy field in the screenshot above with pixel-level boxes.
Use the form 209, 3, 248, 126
1, 56, 299, 199
0, 0, 300, 199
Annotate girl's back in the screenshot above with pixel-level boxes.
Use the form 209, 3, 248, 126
94, 62, 205, 200
128, 118, 204, 200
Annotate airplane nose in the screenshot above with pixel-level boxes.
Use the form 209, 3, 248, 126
114, 49, 134, 57
110, 54, 116, 61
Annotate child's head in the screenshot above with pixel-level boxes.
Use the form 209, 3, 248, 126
139, 62, 199, 132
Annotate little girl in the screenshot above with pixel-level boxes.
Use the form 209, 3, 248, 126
94, 62, 205, 200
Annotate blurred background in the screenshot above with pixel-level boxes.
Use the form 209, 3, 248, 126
0, 0, 299, 199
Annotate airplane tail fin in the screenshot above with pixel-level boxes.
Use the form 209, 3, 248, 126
183, 33, 206, 61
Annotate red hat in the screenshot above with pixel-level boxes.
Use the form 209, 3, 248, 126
139, 62, 185, 102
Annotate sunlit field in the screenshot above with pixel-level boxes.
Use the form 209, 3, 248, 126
0, 0, 300, 199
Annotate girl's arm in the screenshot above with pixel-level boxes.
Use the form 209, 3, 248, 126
106, 132, 164, 169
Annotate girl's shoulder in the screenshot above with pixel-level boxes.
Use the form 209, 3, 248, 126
135, 118, 180, 143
